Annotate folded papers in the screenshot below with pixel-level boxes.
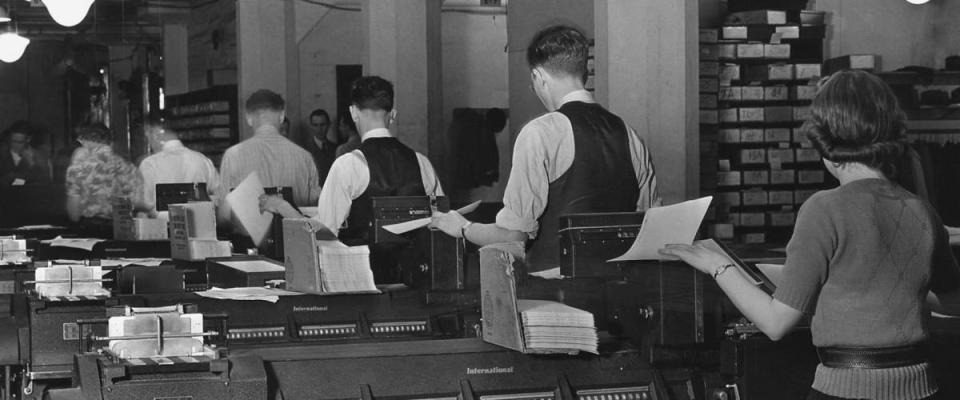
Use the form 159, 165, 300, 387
518, 299, 598, 355
194, 287, 304, 303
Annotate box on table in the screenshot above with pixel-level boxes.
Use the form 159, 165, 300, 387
206, 256, 285, 288
169, 202, 230, 261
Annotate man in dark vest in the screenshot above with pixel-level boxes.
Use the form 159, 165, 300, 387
261, 76, 443, 281
430, 24, 661, 272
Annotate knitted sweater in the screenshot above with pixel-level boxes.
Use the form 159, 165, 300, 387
774, 178, 960, 400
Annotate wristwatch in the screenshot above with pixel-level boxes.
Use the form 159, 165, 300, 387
460, 221, 474, 240
713, 263, 735, 280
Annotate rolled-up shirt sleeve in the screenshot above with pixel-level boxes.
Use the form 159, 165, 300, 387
627, 126, 661, 210
495, 122, 551, 238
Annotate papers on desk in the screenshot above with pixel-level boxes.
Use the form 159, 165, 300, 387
217, 259, 285, 274
41, 236, 106, 251
383, 200, 482, 235
608, 196, 713, 261
53, 258, 167, 268
518, 300, 598, 354
194, 287, 304, 303
225, 172, 272, 246
14, 224, 67, 231
318, 245, 378, 293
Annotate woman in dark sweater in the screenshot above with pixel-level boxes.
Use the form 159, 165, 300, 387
661, 70, 960, 400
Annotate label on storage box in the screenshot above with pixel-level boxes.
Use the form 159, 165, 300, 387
765, 128, 792, 143
719, 87, 742, 101
743, 170, 769, 185
798, 170, 825, 184
769, 191, 794, 205
767, 149, 795, 163
795, 148, 821, 162
742, 191, 768, 206
740, 149, 766, 164
740, 213, 766, 227
719, 108, 739, 122
716, 192, 742, 207
741, 129, 765, 143
770, 169, 796, 185
741, 87, 765, 100
764, 86, 789, 101
739, 107, 765, 122
719, 129, 741, 143
718, 172, 742, 187
792, 85, 818, 100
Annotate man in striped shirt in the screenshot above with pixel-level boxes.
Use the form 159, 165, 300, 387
220, 90, 320, 207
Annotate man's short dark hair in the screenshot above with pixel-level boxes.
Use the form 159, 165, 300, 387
309, 108, 330, 122
3, 120, 32, 140
350, 76, 393, 112
803, 70, 906, 175
76, 123, 113, 144
245, 89, 285, 113
526, 25, 589, 83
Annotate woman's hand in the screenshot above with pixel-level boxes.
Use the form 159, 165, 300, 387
659, 243, 732, 275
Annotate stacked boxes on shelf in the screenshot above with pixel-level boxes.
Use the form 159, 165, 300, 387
699, 28, 732, 240
709, 9, 834, 244
164, 85, 239, 167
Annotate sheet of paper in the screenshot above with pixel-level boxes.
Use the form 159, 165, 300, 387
382, 200, 482, 235
225, 172, 273, 246
11, 178, 24, 186
194, 286, 304, 303
41, 236, 105, 251
608, 196, 713, 261
529, 267, 563, 280
218, 259, 285, 273
14, 224, 66, 230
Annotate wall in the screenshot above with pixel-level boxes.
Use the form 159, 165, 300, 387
442, 12, 509, 202
187, 0, 237, 90
0, 40, 75, 160
297, 8, 366, 145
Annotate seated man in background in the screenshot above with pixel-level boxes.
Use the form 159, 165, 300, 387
0, 121, 51, 185
138, 116, 221, 215
431, 25, 660, 272
261, 76, 443, 281
65, 124, 143, 234
220, 89, 319, 208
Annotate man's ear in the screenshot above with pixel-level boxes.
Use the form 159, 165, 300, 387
244, 112, 255, 127
349, 105, 360, 124
388, 109, 397, 125
278, 110, 287, 124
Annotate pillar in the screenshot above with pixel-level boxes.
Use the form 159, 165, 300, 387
595, 0, 700, 204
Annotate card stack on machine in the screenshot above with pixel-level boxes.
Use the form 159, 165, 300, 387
518, 300, 598, 355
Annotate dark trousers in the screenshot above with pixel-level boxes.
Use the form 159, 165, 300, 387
808, 389, 940, 400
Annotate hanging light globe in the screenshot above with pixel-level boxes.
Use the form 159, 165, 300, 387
43, 0, 95, 27
0, 32, 29, 63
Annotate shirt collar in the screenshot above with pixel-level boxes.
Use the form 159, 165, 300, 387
10, 151, 21, 164
161, 139, 184, 151
360, 128, 392, 142
558, 90, 595, 107
254, 125, 283, 137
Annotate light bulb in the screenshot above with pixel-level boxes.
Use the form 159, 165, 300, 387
0, 32, 29, 63
43, 0, 95, 27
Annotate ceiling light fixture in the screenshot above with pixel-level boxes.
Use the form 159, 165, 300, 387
42, 0, 95, 27
0, 31, 29, 62
0, 7, 10, 23
906, 0, 930, 4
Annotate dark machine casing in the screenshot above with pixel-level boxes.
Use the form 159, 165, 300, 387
206, 256, 285, 288
65, 353, 267, 400
154, 182, 209, 212
558, 212, 644, 277
401, 229, 472, 291
231, 338, 695, 400
370, 196, 448, 244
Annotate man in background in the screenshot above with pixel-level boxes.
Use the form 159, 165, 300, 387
301, 108, 337, 184
0, 121, 51, 185
220, 89, 320, 207
138, 117, 221, 215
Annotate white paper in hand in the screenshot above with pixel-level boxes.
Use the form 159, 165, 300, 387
608, 196, 713, 261
382, 200, 482, 235
225, 172, 273, 246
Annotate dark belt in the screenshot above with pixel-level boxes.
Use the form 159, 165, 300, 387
817, 344, 927, 369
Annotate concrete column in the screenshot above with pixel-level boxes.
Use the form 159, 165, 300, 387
595, 0, 699, 204
162, 24, 189, 96
360, 0, 442, 159
236, 0, 296, 140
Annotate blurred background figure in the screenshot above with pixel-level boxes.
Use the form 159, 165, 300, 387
335, 110, 360, 158
301, 108, 337, 184
0, 120, 51, 186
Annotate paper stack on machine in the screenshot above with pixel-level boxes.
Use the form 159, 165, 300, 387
0, 235, 29, 264
169, 202, 231, 261
282, 218, 378, 295
112, 197, 169, 240
106, 305, 211, 359
31, 264, 111, 299
519, 300, 598, 354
